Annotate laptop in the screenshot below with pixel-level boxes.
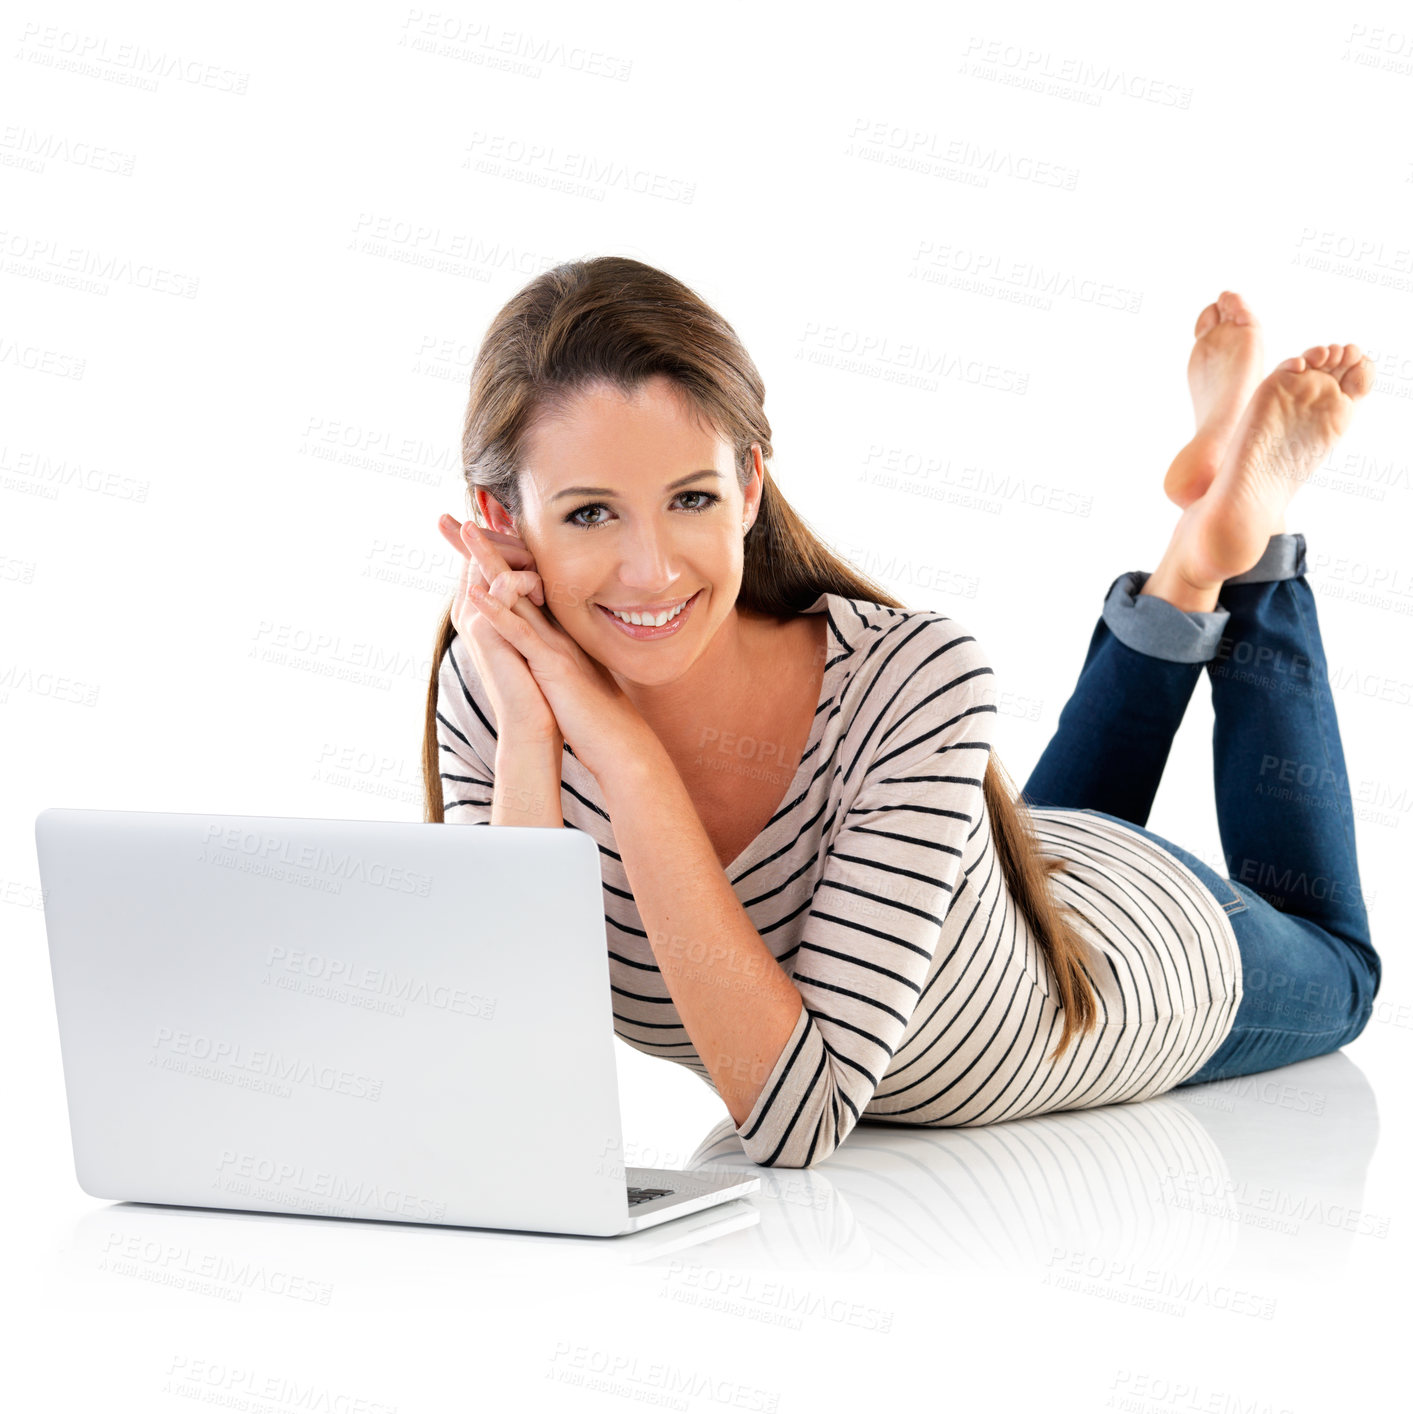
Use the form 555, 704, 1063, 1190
34, 807, 760, 1238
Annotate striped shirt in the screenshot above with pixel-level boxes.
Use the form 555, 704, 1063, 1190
437, 591, 1243, 1169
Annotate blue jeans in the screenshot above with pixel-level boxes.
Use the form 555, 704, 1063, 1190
1021, 532, 1382, 1087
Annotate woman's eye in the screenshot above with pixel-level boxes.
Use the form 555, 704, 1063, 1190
564, 490, 721, 530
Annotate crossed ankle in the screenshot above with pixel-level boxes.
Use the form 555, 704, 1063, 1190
1224, 531, 1307, 585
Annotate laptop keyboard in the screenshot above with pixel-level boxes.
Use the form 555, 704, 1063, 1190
627, 1185, 675, 1207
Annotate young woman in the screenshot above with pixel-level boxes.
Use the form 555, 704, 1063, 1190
421, 258, 1381, 1170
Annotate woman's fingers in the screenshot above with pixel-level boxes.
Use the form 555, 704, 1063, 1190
442, 517, 554, 647
438, 515, 469, 558
439, 514, 540, 579
455, 559, 546, 631
459, 519, 513, 587
483, 568, 544, 609
450, 541, 476, 636
466, 582, 538, 656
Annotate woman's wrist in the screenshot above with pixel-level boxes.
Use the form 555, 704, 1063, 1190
593, 723, 673, 801
497, 723, 564, 755
492, 735, 564, 827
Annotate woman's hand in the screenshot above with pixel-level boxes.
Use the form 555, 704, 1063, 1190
444, 516, 652, 783
438, 513, 561, 748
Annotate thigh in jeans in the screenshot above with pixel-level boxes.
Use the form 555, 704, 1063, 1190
1059, 808, 1379, 1086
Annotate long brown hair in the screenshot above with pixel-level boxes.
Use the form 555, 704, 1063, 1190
422, 256, 1099, 1061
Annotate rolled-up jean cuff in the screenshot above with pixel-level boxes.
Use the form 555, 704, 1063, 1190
1100, 534, 1308, 664
1102, 570, 1231, 663
1222, 531, 1307, 584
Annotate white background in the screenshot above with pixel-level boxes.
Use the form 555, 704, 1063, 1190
6, 1, 1411, 1408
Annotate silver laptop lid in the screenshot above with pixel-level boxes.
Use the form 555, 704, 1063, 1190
36, 808, 632, 1237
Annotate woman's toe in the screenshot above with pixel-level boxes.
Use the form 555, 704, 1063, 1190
1342, 355, 1377, 399
1330, 342, 1364, 373
1217, 290, 1254, 324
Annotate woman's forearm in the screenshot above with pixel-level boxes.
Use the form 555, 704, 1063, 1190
492, 737, 564, 827
596, 729, 806, 1128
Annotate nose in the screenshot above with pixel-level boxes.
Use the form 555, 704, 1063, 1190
611, 525, 680, 591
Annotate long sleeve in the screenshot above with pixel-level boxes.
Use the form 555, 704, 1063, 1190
435, 635, 498, 824
732, 617, 997, 1168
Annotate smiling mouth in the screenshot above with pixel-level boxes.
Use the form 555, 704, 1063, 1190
591, 588, 701, 627
595, 591, 699, 626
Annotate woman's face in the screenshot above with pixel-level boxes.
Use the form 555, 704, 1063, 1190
480, 375, 763, 685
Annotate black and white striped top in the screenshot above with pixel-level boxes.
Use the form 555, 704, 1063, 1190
437, 591, 1243, 1169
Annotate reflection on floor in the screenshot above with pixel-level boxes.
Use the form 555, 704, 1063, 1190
679, 1049, 1380, 1277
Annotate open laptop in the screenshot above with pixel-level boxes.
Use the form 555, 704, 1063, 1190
34, 807, 759, 1238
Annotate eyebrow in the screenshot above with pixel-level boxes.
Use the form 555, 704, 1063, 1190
549, 470, 723, 504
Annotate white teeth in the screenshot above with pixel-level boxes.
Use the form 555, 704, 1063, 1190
606, 598, 688, 627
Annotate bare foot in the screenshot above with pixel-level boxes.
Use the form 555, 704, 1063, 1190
1162, 291, 1266, 508
1170, 344, 1376, 590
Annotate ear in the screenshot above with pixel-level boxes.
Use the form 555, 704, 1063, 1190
746, 444, 766, 520
475, 489, 516, 534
